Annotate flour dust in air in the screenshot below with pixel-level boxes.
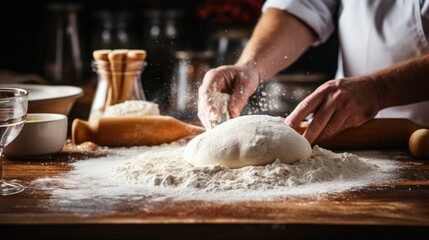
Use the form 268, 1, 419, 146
32, 139, 400, 203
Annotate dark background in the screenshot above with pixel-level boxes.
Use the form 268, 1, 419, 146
0, 0, 206, 76
0, 0, 338, 118
0, 0, 338, 76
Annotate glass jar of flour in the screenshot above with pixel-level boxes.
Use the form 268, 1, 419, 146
89, 59, 147, 120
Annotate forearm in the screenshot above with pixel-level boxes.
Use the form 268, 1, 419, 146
372, 54, 429, 109
236, 8, 317, 82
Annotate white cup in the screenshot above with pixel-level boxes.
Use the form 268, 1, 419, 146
3, 113, 67, 159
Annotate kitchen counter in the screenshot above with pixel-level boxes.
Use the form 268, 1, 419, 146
1, 145, 429, 239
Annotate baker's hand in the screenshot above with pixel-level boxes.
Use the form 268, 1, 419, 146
285, 77, 383, 144
198, 65, 260, 129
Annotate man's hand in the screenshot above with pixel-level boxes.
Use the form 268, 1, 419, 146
197, 8, 317, 129
197, 65, 260, 129
285, 76, 383, 144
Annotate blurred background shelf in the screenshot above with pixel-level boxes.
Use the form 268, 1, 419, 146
0, 0, 338, 121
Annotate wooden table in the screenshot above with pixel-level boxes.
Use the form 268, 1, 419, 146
1, 145, 429, 240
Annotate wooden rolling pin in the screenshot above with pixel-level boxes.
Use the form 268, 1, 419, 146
72, 116, 205, 147
297, 118, 427, 149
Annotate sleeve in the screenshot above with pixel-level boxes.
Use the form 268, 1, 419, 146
421, 0, 429, 42
262, 0, 339, 45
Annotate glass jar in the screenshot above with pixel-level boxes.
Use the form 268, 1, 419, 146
39, 3, 88, 85
169, 50, 214, 121
209, 28, 250, 66
139, 10, 186, 107
89, 60, 146, 120
91, 10, 138, 50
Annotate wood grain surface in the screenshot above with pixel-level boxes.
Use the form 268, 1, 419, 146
1, 144, 428, 239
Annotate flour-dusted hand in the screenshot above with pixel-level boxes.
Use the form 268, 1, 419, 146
197, 65, 260, 129
285, 76, 384, 144
197, 9, 317, 129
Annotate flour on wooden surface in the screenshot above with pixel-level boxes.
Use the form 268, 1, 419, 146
32, 141, 399, 202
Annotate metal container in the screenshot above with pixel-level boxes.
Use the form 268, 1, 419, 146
169, 50, 214, 121
39, 3, 87, 85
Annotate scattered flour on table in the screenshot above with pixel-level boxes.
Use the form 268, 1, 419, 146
32, 140, 400, 202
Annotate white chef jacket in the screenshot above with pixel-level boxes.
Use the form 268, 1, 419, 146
263, 0, 429, 125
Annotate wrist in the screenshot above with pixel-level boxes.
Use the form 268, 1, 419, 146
367, 74, 388, 110
234, 59, 270, 84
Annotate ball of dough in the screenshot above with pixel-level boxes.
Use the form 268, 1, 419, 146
184, 115, 312, 168
409, 129, 429, 159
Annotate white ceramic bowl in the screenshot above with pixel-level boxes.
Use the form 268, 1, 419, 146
3, 113, 68, 159
0, 84, 83, 115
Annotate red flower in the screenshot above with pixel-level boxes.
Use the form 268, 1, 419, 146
196, 0, 264, 25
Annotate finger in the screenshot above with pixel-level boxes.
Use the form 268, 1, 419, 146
313, 110, 348, 143
200, 67, 236, 107
197, 86, 211, 128
197, 97, 212, 129
302, 100, 336, 144
199, 82, 219, 112
285, 90, 325, 130
228, 94, 244, 118
228, 83, 253, 118
198, 85, 214, 111
197, 92, 217, 130
291, 120, 309, 135
198, 69, 226, 126
200, 67, 232, 93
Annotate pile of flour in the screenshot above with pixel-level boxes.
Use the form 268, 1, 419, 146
32, 140, 399, 202
104, 100, 160, 117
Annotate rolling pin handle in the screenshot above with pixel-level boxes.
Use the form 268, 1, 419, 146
72, 119, 98, 145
